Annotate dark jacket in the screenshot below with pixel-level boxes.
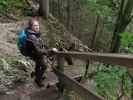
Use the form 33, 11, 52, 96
24, 29, 48, 59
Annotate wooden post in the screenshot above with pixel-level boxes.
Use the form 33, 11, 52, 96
56, 55, 65, 96
84, 60, 90, 78
80, 60, 90, 83
39, 0, 49, 19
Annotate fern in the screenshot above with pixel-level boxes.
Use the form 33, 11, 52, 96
0, 0, 30, 16
95, 64, 132, 99
120, 32, 133, 53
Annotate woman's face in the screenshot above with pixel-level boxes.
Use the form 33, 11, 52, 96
31, 21, 40, 33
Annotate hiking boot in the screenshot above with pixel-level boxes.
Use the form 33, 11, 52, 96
35, 79, 44, 87
31, 71, 35, 78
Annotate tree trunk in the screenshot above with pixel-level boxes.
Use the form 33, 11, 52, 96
67, 0, 71, 30
111, 0, 133, 53
39, 0, 49, 19
91, 15, 100, 49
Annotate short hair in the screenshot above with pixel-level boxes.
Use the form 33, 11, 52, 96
28, 16, 39, 28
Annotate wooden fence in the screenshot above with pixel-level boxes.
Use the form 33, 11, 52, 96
54, 51, 133, 100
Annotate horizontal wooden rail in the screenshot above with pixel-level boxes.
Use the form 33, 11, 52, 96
54, 51, 133, 68
53, 51, 133, 100
54, 68, 104, 100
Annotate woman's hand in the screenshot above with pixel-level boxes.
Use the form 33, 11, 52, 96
51, 48, 58, 52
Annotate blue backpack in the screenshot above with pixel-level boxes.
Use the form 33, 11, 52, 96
18, 30, 28, 49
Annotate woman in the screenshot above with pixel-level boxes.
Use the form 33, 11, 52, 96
19, 17, 55, 87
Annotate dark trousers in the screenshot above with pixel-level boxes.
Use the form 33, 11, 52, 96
20, 46, 48, 83
34, 56, 48, 82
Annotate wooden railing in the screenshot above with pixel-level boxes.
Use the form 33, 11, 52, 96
53, 51, 133, 100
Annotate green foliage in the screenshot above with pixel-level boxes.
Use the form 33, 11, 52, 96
86, 0, 115, 17
0, 56, 33, 90
120, 32, 133, 53
85, 0, 119, 32
95, 64, 132, 99
0, 0, 30, 16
